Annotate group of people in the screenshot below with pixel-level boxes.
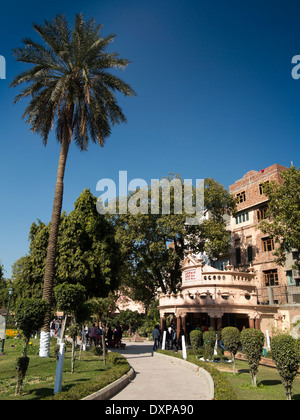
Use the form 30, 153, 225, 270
50, 318, 124, 348
152, 324, 183, 351
82, 323, 123, 349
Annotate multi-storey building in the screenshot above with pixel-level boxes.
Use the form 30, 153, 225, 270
229, 163, 300, 304
158, 164, 300, 340
229, 164, 287, 303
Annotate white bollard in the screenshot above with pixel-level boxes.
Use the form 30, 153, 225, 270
214, 334, 218, 356
182, 335, 187, 360
162, 330, 167, 350
54, 342, 65, 394
266, 330, 271, 349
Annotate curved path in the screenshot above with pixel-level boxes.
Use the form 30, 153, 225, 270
109, 341, 210, 400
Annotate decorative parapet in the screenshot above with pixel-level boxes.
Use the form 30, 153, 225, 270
158, 252, 258, 310
159, 287, 257, 308
181, 254, 256, 289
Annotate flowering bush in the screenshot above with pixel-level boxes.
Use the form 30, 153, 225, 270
5, 329, 19, 339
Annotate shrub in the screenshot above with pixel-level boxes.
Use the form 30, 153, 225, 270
47, 352, 130, 400
203, 330, 216, 361
14, 298, 48, 395
221, 327, 241, 374
240, 328, 265, 387
14, 298, 48, 346
271, 334, 300, 400
190, 330, 203, 355
5, 329, 19, 339
54, 283, 86, 314
106, 352, 127, 366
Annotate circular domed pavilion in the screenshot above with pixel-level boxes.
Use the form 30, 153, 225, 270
158, 251, 263, 339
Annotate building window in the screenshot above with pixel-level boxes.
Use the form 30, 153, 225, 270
257, 206, 268, 222
235, 211, 249, 225
286, 270, 295, 285
262, 237, 275, 252
247, 246, 253, 263
236, 191, 246, 203
236, 247, 241, 265
259, 181, 269, 195
264, 269, 279, 286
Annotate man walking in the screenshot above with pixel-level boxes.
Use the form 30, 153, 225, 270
152, 325, 160, 351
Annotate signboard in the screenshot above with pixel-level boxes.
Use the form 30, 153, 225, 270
185, 270, 196, 282
0, 315, 6, 340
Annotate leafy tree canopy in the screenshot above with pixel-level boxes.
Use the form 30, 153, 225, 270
259, 166, 300, 266
108, 175, 235, 304
11, 189, 121, 303
14, 298, 48, 341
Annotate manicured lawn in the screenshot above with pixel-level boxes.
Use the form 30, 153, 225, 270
0, 337, 129, 400
211, 359, 300, 400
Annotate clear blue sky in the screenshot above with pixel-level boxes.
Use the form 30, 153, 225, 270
1, 0, 300, 277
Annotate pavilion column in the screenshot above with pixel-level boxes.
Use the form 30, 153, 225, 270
255, 318, 261, 330
249, 318, 255, 329
176, 316, 181, 342
216, 317, 222, 331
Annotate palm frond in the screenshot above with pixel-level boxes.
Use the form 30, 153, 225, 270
11, 13, 136, 148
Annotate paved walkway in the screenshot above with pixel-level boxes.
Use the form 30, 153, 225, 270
109, 341, 210, 400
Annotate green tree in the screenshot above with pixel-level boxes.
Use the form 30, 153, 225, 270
11, 222, 49, 301
138, 300, 160, 336
271, 334, 300, 400
221, 327, 241, 374
0, 263, 13, 308
14, 298, 48, 394
58, 189, 121, 297
54, 282, 86, 373
0, 263, 4, 283
203, 329, 216, 361
190, 330, 203, 355
88, 291, 117, 325
259, 166, 300, 267
240, 328, 265, 387
14, 298, 48, 355
111, 309, 145, 332
11, 190, 121, 303
110, 176, 234, 305
11, 14, 135, 357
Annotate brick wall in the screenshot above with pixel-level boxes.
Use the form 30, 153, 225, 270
229, 164, 289, 290
229, 164, 288, 212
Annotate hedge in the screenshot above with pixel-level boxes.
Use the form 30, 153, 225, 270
45, 352, 130, 400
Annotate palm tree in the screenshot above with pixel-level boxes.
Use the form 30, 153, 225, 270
11, 14, 135, 357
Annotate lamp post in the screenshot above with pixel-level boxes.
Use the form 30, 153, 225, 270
0, 287, 13, 354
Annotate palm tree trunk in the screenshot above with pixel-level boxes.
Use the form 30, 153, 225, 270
39, 132, 71, 357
